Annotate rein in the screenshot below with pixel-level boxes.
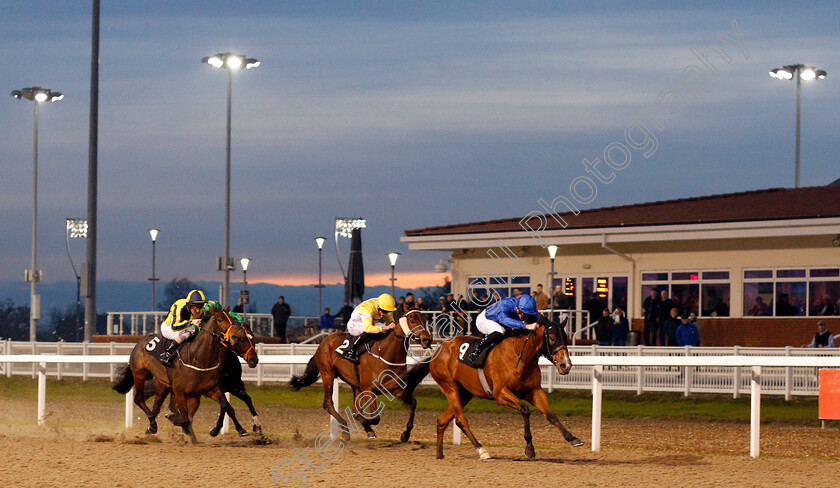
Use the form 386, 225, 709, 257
366, 309, 428, 367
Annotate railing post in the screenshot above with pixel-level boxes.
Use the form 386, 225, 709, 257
330, 378, 340, 440
750, 366, 761, 458
106, 313, 113, 335
636, 344, 644, 396
4, 339, 10, 378
591, 365, 603, 452
82, 343, 89, 381
256, 343, 264, 387
684, 346, 691, 397
56, 341, 62, 381
784, 346, 793, 401
37, 361, 46, 426
125, 387, 134, 429
31, 342, 37, 379
109, 342, 116, 382
547, 364, 555, 393
733, 345, 741, 399
221, 392, 231, 435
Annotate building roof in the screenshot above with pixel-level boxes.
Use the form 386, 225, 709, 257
405, 185, 840, 237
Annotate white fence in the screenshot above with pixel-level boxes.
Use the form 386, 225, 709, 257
2, 351, 839, 459
3, 340, 837, 400
104, 312, 317, 338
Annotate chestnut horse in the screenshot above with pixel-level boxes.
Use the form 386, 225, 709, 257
399, 314, 583, 459
112, 308, 258, 442
290, 307, 432, 442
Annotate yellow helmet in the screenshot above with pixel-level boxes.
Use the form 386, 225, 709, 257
186, 289, 206, 306
376, 293, 397, 312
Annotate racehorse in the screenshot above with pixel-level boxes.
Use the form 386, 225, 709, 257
112, 307, 258, 442
398, 314, 583, 459
289, 306, 432, 442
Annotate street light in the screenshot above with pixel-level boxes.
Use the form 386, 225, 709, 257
12, 87, 63, 341
769, 64, 827, 188
547, 245, 558, 320
315, 237, 325, 315
202, 52, 260, 307
240, 257, 250, 315
388, 252, 400, 298
148, 229, 160, 316
66, 219, 87, 340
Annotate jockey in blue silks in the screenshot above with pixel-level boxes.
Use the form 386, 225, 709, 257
469, 294, 539, 363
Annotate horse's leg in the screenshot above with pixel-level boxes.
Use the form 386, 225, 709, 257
146, 384, 170, 435
440, 384, 487, 460
494, 387, 535, 458
321, 370, 351, 441
435, 404, 456, 460
131, 372, 157, 433
229, 381, 262, 434
525, 388, 584, 447
399, 394, 417, 443
168, 390, 189, 428
208, 388, 247, 437
184, 395, 201, 444
349, 387, 378, 439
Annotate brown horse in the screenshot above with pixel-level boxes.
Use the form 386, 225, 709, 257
399, 314, 582, 459
112, 308, 258, 442
290, 307, 432, 442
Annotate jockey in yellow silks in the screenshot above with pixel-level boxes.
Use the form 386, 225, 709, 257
159, 289, 207, 366
338, 293, 397, 363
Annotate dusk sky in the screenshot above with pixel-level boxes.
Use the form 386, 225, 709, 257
1, 1, 837, 293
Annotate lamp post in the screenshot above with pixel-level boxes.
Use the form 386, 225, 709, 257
388, 252, 400, 298
769, 64, 827, 188
315, 237, 325, 315
148, 229, 159, 314
240, 257, 250, 316
12, 87, 63, 342
547, 245, 558, 320
66, 219, 88, 341
202, 52, 260, 307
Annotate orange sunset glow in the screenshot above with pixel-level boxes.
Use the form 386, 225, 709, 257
247, 271, 450, 289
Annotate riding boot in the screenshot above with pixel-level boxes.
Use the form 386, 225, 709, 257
468, 331, 505, 363
159, 341, 180, 366
342, 332, 371, 364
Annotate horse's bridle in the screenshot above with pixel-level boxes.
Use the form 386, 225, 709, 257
514, 322, 569, 368
216, 311, 256, 359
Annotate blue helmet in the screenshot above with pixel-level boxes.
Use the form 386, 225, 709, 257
517, 295, 538, 316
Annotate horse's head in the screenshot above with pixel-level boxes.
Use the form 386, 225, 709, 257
399, 307, 432, 349
542, 316, 572, 375
212, 309, 259, 368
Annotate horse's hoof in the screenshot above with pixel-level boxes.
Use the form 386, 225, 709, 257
253, 425, 262, 435
525, 446, 536, 458
209, 427, 220, 437
145, 426, 157, 435
477, 447, 492, 460
366, 431, 377, 439
570, 437, 584, 447
436, 453, 445, 460
341, 431, 350, 442
399, 431, 410, 443
238, 431, 249, 437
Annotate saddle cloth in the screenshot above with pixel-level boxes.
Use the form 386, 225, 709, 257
456, 337, 493, 369
142, 333, 175, 357
334, 334, 361, 355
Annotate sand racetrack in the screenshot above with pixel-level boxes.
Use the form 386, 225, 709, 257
0, 396, 837, 487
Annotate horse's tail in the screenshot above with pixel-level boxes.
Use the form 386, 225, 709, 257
289, 356, 320, 391
111, 364, 134, 394
395, 361, 431, 402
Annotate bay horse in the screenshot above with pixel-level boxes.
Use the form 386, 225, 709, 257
290, 307, 432, 442
399, 314, 583, 459
112, 308, 258, 442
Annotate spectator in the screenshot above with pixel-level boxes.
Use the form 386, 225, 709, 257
394, 296, 407, 320
232, 297, 244, 314
337, 300, 354, 328
688, 311, 700, 335
747, 296, 770, 316
662, 307, 681, 346
435, 296, 448, 312
804, 320, 835, 348
513, 288, 522, 299
814, 295, 837, 316
658, 290, 676, 346
416, 297, 428, 311
642, 289, 660, 346
271, 296, 291, 343
319, 307, 334, 331
611, 308, 629, 346
583, 293, 605, 326
404, 292, 416, 310
714, 295, 730, 317
676, 315, 700, 346
534, 284, 550, 311
595, 309, 612, 346
776, 293, 799, 316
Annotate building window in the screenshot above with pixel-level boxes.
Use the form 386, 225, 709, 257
641, 270, 730, 317
467, 275, 531, 302
743, 268, 840, 317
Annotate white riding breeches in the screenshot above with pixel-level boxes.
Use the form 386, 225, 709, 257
475, 310, 505, 335
161, 323, 196, 342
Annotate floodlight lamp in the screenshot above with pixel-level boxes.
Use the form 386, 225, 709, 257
240, 257, 251, 272
315, 236, 325, 249
226, 56, 243, 70
547, 245, 558, 259
34, 91, 48, 102
148, 228, 159, 242
388, 252, 400, 267
244, 58, 260, 69
204, 56, 224, 68
815, 70, 827, 80
800, 68, 816, 81
66, 219, 89, 238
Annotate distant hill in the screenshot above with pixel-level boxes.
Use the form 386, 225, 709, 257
0, 280, 420, 321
